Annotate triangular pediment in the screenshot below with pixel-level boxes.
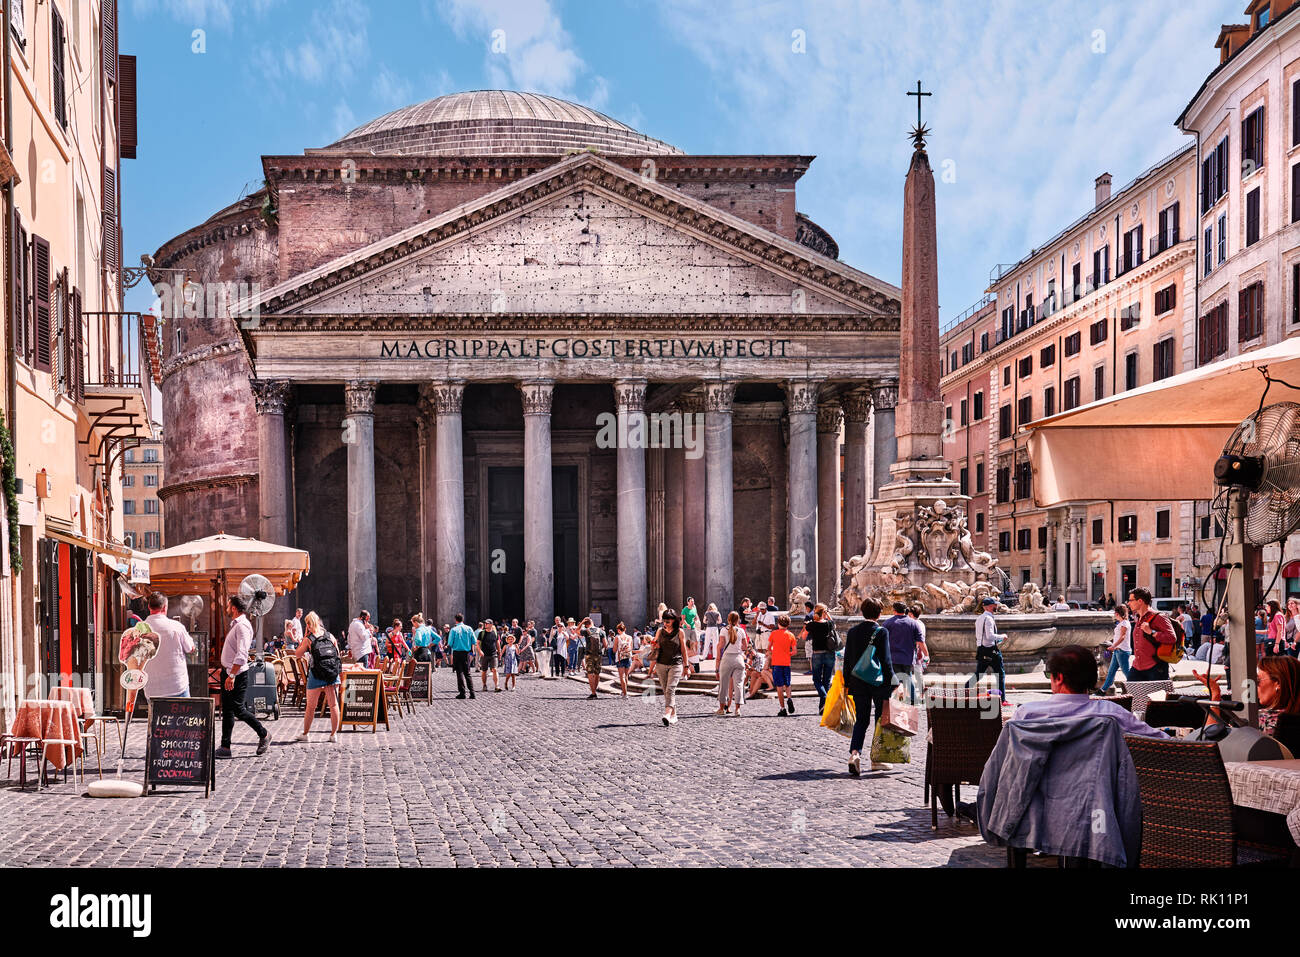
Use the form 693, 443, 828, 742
250, 152, 900, 320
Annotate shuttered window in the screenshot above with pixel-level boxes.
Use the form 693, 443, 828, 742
1198, 302, 1229, 365
1153, 337, 1175, 381
1239, 281, 1264, 342
119, 55, 137, 158
1242, 107, 1265, 174
32, 234, 52, 372
51, 8, 66, 128
103, 0, 118, 84
11, 215, 30, 364
1293, 163, 1300, 223
1246, 188, 1261, 246
103, 166, 119, 278
1154, 283, 1177, 315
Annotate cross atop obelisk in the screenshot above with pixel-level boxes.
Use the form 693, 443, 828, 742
907, 80, 932, 150
893, 81, 945, 475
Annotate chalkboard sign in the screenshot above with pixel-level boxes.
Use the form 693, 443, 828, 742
144, 696, 215, 797
339, 670, 388, 732
408, 662, 432, 704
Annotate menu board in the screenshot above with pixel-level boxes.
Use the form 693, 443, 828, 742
339, 670, 388, 731
408, 662, 432, 704
144, 696, 215, 797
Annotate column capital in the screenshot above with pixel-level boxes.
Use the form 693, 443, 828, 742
250, 379, 292, 416
784, 379, 822, 415
416, 383, 438, 420
614, 378, 647, 411
841, 387, 872, 424
704, 380, 736, 413
518, 379, 554, 416
817, 400, 843, 434
675, 390, 706, 415
429, 382, 465, 415
871, 381, 899, 411
344, 380, 377, 416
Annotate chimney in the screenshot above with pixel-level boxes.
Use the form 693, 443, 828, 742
1095, 172, 1112, 209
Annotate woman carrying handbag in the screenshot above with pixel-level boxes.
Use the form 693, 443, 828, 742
840, 597, 894, 776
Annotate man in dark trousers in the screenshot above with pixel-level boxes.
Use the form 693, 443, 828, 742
214, 595, 270, 758
446, 614, 477, 699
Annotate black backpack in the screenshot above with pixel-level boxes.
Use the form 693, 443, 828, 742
310, 634, 341, 683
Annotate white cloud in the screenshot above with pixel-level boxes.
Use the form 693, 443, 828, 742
435, 0, 607, 107
130, 0, 280, 30
255, 0, 370, 88
656, 0, 1225, 312
372, 65, 414, 111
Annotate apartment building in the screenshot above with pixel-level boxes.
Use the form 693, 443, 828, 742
941, 146, 1198, 604
121, 427, 162, 551
0, 0, 151, 727
1178, 0, 1300, 604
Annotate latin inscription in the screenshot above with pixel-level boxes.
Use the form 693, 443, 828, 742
378, 337, 793, 360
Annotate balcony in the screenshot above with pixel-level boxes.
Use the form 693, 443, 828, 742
79, 312, 162, 467
1150, 229, 1180, 258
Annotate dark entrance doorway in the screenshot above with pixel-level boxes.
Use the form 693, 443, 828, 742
486, 466, 581, 623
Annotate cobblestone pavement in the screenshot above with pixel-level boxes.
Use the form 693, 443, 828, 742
0, 668, 1022, 867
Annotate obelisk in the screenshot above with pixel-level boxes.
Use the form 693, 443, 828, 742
893, 102, 947, 478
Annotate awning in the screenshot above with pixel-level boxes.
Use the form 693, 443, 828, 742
1029, 337, 1300, 507
1284, 561, 1300, 579
148, 533, 309, 595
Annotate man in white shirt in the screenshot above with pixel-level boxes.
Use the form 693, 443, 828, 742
971, 597, 1008, 699
215, 594, 270, 758
285, 608, 304, 650
1051, 595, 1071, 611
142, 592, 195, 699
348, 610, 375, 667
1013, 644, 1166, 738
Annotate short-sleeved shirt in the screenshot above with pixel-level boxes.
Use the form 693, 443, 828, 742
446, 623, 475, 652
803, 618, 836, 653
880, 614, 924, 667
479, 630, 498, 657
682, 606, 698, 628
768, 628, 797, 667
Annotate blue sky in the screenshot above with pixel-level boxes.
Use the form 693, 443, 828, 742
123, 0, 1231, 318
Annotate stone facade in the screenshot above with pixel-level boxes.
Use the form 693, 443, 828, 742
153, 92, 903, 633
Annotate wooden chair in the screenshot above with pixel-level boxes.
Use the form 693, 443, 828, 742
2, 732, 45, 790
1124, 735, 1292, 867
924, 693, 1005, 829
398, 658, 416, 711
285, 656, 306, 710
382, 664, 404, 719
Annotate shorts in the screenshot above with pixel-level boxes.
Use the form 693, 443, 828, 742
617, 658, 632, 669
306, 673, 340, 690
751, 653, 767, 671
586, 655, 605, 675
480, 655, 497, 669
771, 665, 792, 688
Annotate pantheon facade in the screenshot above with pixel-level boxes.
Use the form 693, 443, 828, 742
152, 91, 902, 631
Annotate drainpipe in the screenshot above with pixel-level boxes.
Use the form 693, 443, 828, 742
4, 0, 14, 438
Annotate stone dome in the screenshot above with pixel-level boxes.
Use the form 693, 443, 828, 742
323, 90, 682, 156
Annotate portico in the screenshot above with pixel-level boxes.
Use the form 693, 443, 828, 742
224, 143, 901, 631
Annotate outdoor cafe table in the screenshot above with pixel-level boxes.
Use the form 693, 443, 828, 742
1225, 759, 1300, 845
6, 699, 82, 771
48, 686, 94, 719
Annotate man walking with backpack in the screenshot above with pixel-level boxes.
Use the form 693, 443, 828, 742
447, 614, 477, 699
1126, 587, 1175, 682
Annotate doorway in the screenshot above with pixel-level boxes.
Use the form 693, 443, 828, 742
485, 465, 582, 623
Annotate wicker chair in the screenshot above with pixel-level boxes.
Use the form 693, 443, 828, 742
1123, 680, 1175, 720
1124, 735, 1291, 867
925, 693, 1005, 829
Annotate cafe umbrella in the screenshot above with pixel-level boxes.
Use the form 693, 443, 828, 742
1027, 336, 1300, 721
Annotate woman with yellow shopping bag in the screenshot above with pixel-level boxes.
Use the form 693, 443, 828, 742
840, 597, 896, 776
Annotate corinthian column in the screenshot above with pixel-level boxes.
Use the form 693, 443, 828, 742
817, 400, 843, 606
785, 380, 820, 602
417, 386, 437, 617
678, 392, 707, 607
432, 382, 466, 625
615, 380, 648, 628
520, 380, 555, 627
252, 378, 295, 632
705, 381, 736, 615
344, 381, 377, 619
841, 389, 871, 562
